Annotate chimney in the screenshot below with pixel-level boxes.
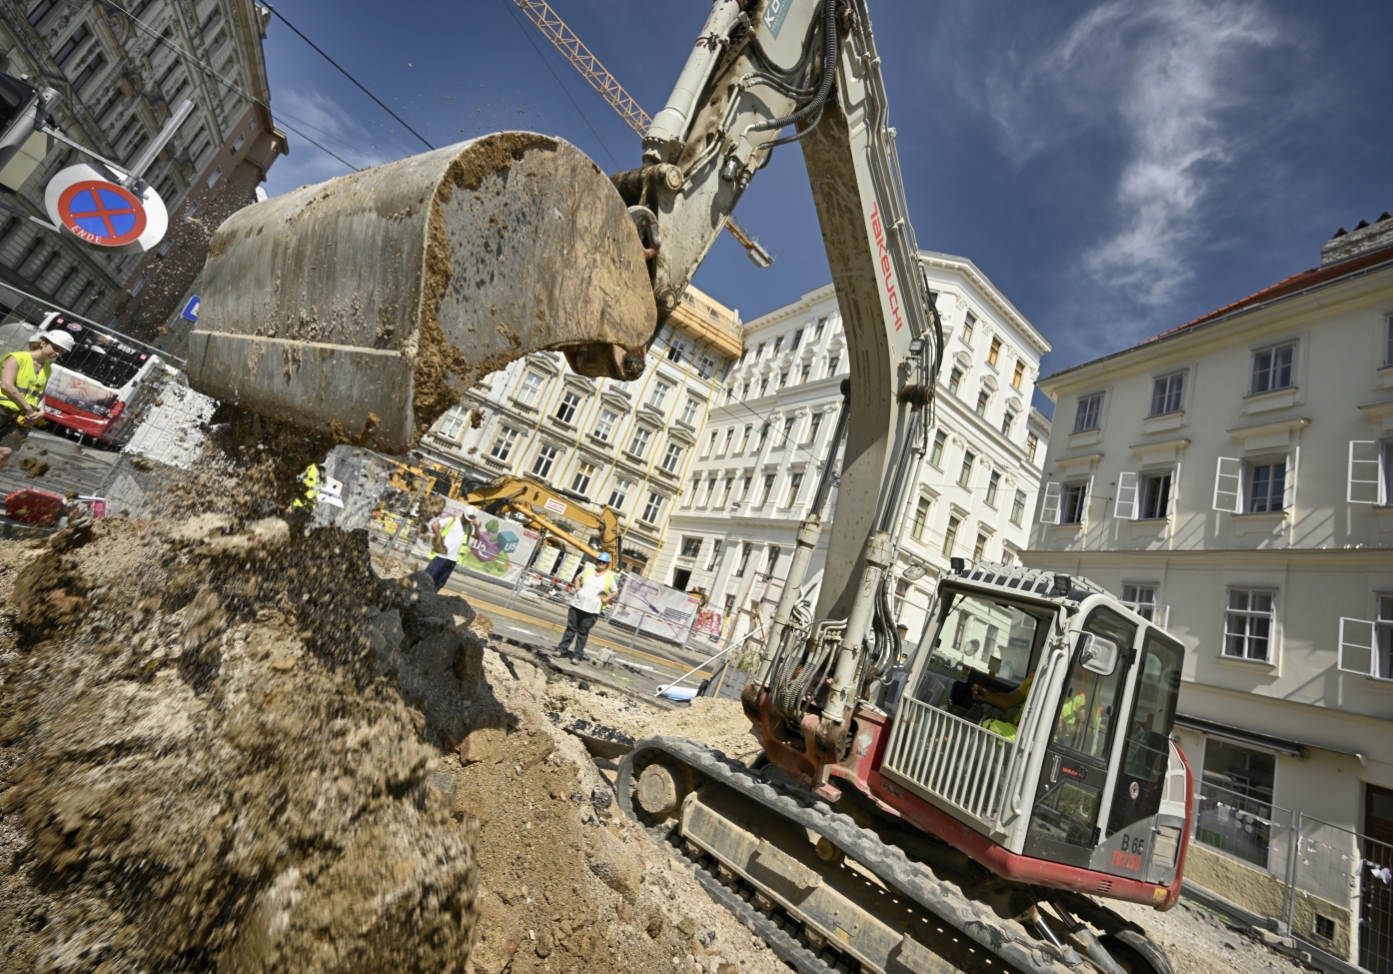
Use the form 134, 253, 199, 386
1320, 211, 1393, 266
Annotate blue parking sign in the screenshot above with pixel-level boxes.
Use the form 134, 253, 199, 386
181, 295, 200, 322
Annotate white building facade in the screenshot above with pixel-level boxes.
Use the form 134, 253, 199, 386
653, 252, 1051, 645
1024, 216, 1393, 962
418, 286, 742, 575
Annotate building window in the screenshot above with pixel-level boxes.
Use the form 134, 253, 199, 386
814, 317, 827, 340
740, 476, 752, 501
791, 328, 804, 350
489, 426, 520, 461
627, 427, 651, 458
772, 335, 784, 355
681, 536, 702, 558
681, 397, 701, 425
640, 491, 664, 524
911, 497, 931, 540
517, 371, 545, 406
988, 337, 1001, 368
72, 53, 106, 93
722, 428, 734, 454
435, 406, 467, 440
704, 431, 718, 458
975, 391, 989, 417
764, 546, 782, 578
827, 354, 840, 376
555, 390, 582, 423
1223, 590, 1275, 662
754, 342, 765, 361
1055, 481, 1089, 524
739, 348, 749, 366
781, 417, 795, 445
985, 470, 1000, 507
759, 377, 769, 397
54, 24, 91, 68
1026, 433, 1039, 464
800, 364, 811, 384
785, 472, 803, 507
702, 475, 717, 506
1073, 392, 1103, 433
1197, 741, 1276, 868
608, 476, 632, 510
1141, 472, 1172, 519
667, 337, 687, 362
205, 166, 223, 189
696, 353, 717, 379
962, 312, 976, 345
943, 516, 960, 557
957, 451, 975, 488
1012, 360, 1025, 390
741, 382, 750, 399
707, 540, 722, 571
757, 423, 769, 450
801, 413, 821, 445
1250, 342, 1296, 394
1385, 316, 1393, 367
929, 430, 946, 468
973, 533, 987, 562
1121, 584, 1159, 622
230, 132, 246, 155
532, 444, 560, 479
759, 473, 776, 507
1150, 371, 1186, 416
735, 542, 754, 577
998, 411, 1013, 437
649, 380, 672, 409
778, 371, 788, 389
682, 476, 699, 508
720, 477, 734, 506
1248, 461, 1287, 513
740, 425, 752, 451
660, 442, 683, 472
570, 461, 596, 495
947, 368, 962, 396
1010, 489, 1026, 525
27, 0, 57, 26
593, 408, 616, 441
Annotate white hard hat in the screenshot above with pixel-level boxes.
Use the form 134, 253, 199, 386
40, 330, 74, 352
463, 504, 479, 518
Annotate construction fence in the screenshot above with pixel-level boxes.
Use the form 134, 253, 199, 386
1189, 779, 1393, 974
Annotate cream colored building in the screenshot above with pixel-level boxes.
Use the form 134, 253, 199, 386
0, 0, 285, 341
419, 286, 742, 574
653, 252, 1051, 644
1025, 215, 1393, 961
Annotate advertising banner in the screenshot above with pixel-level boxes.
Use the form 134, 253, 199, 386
611, 574, 705, 645
694, 605, 725, 641
455, 503, 540, 585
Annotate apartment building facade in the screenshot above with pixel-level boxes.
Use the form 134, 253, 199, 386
1025, 215, 1393, 960
418, 286, 742, 574
0, 0, 284, 341
652, 252, 1051, 645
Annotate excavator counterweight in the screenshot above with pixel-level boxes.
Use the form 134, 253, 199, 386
188, 132, 656, 453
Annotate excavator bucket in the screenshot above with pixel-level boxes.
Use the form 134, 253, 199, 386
187, 132, 656, 453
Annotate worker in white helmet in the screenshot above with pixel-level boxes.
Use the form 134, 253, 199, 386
0, 329, 73, 468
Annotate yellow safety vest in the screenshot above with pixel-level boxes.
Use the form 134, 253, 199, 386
291, 464, 319, 509
0, 350, 51, 414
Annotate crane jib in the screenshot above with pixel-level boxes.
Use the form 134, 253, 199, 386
869, 201, 904, 332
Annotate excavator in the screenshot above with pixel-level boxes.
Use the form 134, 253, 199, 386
181, 2, 1192, 973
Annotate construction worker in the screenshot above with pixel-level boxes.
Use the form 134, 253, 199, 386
555, 552, 620, 661
424, 505, 476, 592
0, 329, 72, 468
288, 463, 319, 513
973, 672, 1034, 741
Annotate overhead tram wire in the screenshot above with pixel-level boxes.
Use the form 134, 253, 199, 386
498, 0, 622, 172
264, 4, 435, 151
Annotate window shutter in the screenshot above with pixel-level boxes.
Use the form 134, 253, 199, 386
1338, 617, 1377, 676
1213, 457, 1242, 513
1284, 446, 1300, 510
1348, 440, 1382, 504
1115, 472, 1139, 520
1040, 482, 1061, 524
1168, 462, 1183, 517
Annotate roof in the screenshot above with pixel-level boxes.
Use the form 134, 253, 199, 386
1042, 240, 1393, 387
1144, 242, 1393, 344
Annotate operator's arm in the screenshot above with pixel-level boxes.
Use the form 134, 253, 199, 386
0, 358, 39, 423
973, 683, 1027, 710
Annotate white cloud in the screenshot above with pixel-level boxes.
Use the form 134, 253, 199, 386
977, 0, 1281, 305
263, 88, 405, 196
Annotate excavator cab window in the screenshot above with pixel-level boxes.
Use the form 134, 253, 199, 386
1106, 628, 1184, 836
912, 589, 1051, 719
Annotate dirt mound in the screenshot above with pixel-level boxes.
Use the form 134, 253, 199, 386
542, 684, 758, 761
0, 507, 483, 972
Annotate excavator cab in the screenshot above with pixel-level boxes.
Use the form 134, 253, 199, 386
883, 564, 1192, 902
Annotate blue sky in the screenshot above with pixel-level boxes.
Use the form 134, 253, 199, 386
258, 0, 1393, 413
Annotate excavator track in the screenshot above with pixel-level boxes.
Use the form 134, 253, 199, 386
618, 736, 1079, 974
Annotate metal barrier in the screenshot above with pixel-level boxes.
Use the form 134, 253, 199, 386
882, 694, 1014, 831
1193, 779, 1296, 873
